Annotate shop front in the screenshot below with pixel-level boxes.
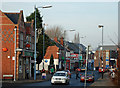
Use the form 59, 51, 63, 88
66, 59, 70, 70
18, 51, 34, 80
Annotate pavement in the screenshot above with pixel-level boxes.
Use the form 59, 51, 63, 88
89, 72, 118, 87
2, 73, 51, 84
2, 71, 119, 88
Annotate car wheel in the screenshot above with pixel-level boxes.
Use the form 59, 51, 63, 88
67, 81, 69, 85
65, 80, 69, 85
51, 83, 54, 85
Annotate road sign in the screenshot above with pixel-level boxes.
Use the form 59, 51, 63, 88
79, 56, 82, 60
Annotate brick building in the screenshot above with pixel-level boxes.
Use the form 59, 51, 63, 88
94, 45, 118, 70
0, 10, 35, 80
39, 37, 65, 71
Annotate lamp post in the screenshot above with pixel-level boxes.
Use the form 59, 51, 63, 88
43, 23, 48, 70
34, 5, 52, 80
64, 29, 75, 70
84, 45, 90, 88
79, 36, 86, 67
98, 24, 104, 79
14, 26, 17, 81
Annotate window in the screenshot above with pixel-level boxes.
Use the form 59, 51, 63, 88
20, 33, 23, 48
19, 58, 22, 73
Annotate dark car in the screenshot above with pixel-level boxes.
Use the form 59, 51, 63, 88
80, 72, 94, 82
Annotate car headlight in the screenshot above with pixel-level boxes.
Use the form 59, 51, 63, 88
61, 78, 66, 80
52, 78, 55, 80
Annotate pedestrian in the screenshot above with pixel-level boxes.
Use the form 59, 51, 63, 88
111, 71, 115, 79
50, 67, 54, 77
75, 68, 79, 79
26, 67, 29, 79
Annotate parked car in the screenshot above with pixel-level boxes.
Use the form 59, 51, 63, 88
80, 67, 86, 72
65, 70, 71, 78
51, 71, 70, 85
80, 72, 94, 82
99, 67, 105, 73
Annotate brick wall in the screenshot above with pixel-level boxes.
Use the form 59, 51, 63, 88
1, 11, 16, 79
94, 50, 110, 68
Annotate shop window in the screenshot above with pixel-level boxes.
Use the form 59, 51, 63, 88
19, 59, 22, 73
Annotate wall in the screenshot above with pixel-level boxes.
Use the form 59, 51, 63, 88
39, 59, 59, 71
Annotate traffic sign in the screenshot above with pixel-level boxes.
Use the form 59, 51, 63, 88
79, 56, 82, 60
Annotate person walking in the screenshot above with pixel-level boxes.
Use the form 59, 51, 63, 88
26, 67, 29, 79
75, 68, 79, 79
50, 67, 54, 77
111, 71, 115, 79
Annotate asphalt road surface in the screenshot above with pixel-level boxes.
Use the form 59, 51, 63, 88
19, 70, 101, 87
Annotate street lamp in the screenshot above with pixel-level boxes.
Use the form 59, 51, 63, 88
84, 45, 90, 88
34, 5, 52, 80
79, 35, 86, 67
43, 23, 48, 71
64, 29, 75, 70
98, 24, 104, 79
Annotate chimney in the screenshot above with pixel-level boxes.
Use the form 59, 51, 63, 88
20, 10, 23, 14
54, 37, 58, 43
60, 37, 64, 46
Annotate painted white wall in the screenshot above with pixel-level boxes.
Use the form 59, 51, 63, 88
38, 59, 59, 70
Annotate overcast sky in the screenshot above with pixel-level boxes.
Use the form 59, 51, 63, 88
1, 0, 118, 50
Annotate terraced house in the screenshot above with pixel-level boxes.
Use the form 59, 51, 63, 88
0, 10, 35, 80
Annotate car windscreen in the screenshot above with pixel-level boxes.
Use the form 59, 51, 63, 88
81, 67, 85, 69
54, 73, 66, 76
87, 72, 93, 76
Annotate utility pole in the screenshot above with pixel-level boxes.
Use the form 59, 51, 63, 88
98, 24, 104, 79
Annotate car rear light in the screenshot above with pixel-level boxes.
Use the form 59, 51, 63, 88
81, 77, 84, 79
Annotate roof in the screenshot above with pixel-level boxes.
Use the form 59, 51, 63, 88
65, 41, 86, 54
96, 45, 118, 50
25, 22, 31, 27
50, 39, 64, 50
4, 13, 20, 24
44, 46, 59, 59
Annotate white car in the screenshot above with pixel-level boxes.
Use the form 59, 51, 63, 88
51, 71, 70, 85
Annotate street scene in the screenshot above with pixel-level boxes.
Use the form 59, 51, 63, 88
1, 0, 120, 88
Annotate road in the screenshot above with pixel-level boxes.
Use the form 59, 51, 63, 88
19, 70, 101, 87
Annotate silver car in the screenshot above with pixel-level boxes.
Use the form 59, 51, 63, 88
51, 71, 70, 85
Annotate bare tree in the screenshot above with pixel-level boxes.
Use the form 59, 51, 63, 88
45, 25, 64, 40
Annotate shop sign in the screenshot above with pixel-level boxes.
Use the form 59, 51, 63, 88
25, 52, 33, 57
79, 56, 82, 60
